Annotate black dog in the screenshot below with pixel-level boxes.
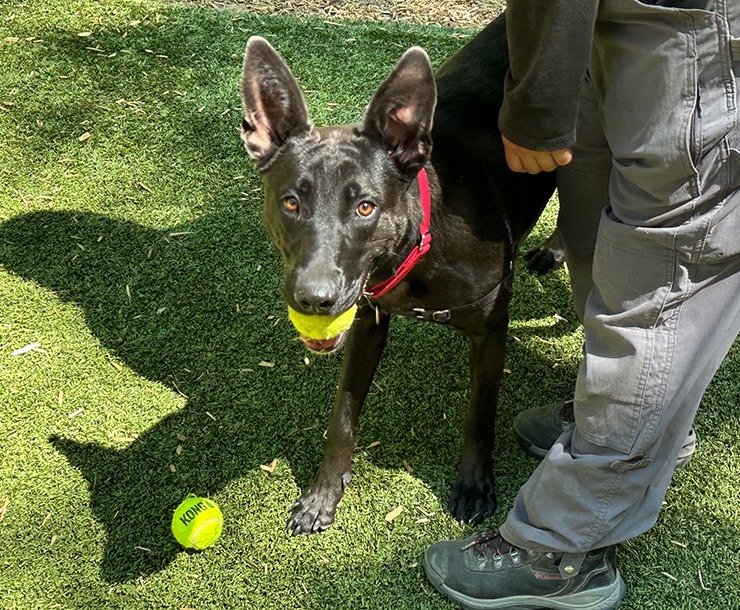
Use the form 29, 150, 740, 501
240, 14, 556, 535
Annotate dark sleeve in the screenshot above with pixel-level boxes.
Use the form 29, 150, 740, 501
498, 0, 598, 151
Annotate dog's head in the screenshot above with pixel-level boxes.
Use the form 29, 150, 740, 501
240, 38, 436, 345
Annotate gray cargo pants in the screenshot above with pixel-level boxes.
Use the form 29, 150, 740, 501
501, 0, 740, 560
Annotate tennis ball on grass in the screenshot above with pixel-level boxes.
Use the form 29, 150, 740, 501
171, 497, 223, 550
288, 304, 358, 340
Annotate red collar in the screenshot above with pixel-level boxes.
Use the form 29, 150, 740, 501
364, 168, 431, 299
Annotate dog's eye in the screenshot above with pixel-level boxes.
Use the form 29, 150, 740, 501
356, 201, 376, 218
281, 196, 299, 213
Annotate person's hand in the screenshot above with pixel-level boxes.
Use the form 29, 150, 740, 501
502, 135, 573, 174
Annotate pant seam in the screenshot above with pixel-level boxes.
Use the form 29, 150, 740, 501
582, 461, 625, 549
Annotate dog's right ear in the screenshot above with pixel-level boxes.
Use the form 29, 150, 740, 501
362, 47, 436, 174
240, 37, 311, 170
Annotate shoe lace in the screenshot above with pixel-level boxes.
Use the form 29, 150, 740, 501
462, 532, 520, 561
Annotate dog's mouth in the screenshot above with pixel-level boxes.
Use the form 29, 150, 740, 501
288, 299, 360, 354
300, 332, 348, 354
286, 280, 368, 354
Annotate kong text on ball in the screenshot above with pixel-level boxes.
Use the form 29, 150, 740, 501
171, 496, 223, 550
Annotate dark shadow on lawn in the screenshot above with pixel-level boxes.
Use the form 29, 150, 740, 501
0, 208, 328, 581
0, 0, 580, 585
0, 207, 577, 582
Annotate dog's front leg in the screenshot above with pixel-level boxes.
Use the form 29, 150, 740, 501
289, 305, 390, 535
449, 312, 509, 524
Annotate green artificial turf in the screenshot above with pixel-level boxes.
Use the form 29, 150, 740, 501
0, 1, 737, 609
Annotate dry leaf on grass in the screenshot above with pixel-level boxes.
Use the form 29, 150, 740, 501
699, 570, 710, 591
11, 342, 40, 356
415, 505, 433, 518
661, 571, 678, 582
385, 505, 404, 522
260, 458, 279, 473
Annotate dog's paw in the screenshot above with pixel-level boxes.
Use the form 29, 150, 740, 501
524, 229, 567, 276
287, 483, 343, 535
525, 247, 560, 275
448, 475, 497, 526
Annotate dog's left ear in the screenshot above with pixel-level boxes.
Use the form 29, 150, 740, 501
240, 37, 312, 170
363, 47, 436, 174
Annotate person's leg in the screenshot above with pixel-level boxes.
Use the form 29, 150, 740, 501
503, 243, 740, 553
502, 0, 740, 554
554, 75, 611, 322
509, 74, 611, 466
426, 1, 740, 607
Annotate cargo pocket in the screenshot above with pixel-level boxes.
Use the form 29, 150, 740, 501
575, 209, 680, 455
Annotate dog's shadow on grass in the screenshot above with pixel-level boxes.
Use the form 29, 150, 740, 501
0, 208, 577, 583
0, 0, 584, 589
0, 207, 339, 581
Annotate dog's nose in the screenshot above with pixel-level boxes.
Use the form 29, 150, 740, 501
293, 283, 338, 315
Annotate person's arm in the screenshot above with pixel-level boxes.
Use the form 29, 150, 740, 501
499, 0, 598, 173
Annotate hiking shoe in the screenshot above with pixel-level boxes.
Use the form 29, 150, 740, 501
424, 531, 625, 610
513, 400, 696, 468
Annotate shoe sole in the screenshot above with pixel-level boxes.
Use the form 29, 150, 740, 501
424, 559, 625, 610
515, 434, 549, 459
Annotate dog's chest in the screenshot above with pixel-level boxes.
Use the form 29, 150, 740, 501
369, 236, 512, 330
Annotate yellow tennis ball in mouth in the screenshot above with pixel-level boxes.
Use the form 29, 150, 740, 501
171, 497, 223, 550
287, 304, 358, 340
